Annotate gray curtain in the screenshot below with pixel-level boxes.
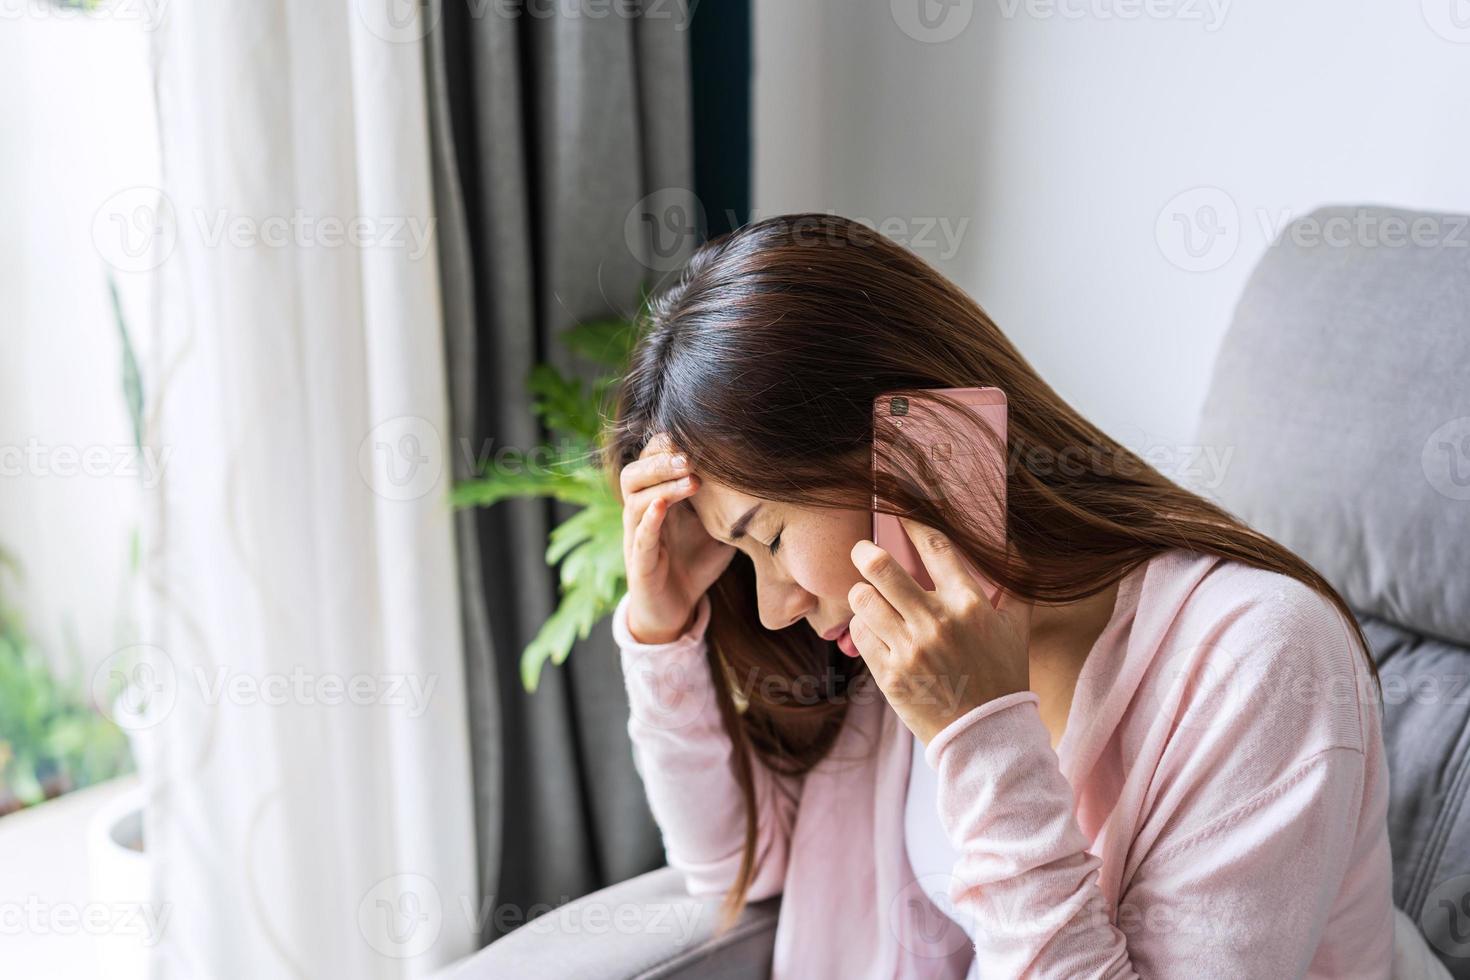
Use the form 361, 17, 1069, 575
422, 0, 698, 947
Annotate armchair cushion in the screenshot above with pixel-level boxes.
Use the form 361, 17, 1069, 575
438, 866, 780, 980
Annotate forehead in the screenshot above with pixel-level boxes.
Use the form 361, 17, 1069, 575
687, 479, 766, 538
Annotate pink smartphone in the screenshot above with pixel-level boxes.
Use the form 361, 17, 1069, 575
870, 386, 1008, 608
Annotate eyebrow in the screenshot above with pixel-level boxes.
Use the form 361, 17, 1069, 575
725, 503, 763, 543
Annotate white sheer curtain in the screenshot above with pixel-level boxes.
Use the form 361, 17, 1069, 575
132, 3, 477, 976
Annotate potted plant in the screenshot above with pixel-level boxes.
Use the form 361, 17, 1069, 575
0, 551, 133, 817
87, 777, 151, 980
451, 310, 646, 692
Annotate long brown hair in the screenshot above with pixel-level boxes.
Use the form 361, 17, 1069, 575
602, 212, 1380, 935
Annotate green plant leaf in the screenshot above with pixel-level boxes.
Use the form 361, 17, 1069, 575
559, 317, 640, 369
10, 759, 43, 805
544, 494, 617, 562
514, 493, 627, 692
555, 511, 624, 595
108, 273, 145, 455
519, 581, 613, 692
0, 550, 134, 808
451, 462, 591, 509
455, 295, 656, 692
527, 363, 607, 443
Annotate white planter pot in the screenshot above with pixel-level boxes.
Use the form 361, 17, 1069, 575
87, 784, 153, 980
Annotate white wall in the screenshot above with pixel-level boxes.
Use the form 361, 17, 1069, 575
753, 0, 1470, 478
0, 11, 159, 675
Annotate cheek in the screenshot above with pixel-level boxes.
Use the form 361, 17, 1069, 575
785, 532, 867, 601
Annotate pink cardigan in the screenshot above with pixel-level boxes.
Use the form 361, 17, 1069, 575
612, 548, 1393, 978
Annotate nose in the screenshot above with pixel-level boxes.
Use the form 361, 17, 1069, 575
755, 570, 815, 633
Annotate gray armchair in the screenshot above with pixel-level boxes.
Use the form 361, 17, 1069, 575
445, 204, 1470, 979
438, 865, 779, 979
1194, 204, 1470, 978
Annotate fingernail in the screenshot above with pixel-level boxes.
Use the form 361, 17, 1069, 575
671, 454, 687, 470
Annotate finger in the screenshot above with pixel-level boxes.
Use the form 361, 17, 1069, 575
898, 515, 982, 600
846, 606, 890, 661
847, 580, 904, 648
624, 473, 698, 531
992, 582, 1034, 640
638, 431, 686, 465
850, 538, 927, 618
628, 495, 668, 581
622, 447, 692, 498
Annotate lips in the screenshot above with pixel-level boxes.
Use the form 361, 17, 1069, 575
817, 619, 859, 658
819, 618, 852, 641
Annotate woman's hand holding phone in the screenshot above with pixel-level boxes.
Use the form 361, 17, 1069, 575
620, 432, 736, 645
848, 514, 1032, 746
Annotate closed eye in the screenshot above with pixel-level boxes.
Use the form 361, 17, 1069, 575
766, 526, 784, 556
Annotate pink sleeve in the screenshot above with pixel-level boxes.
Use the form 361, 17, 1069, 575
923, 693, 1377, 978
613, 590, 801, 901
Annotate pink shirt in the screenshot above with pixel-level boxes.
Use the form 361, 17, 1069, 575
613, 548, 1393, 978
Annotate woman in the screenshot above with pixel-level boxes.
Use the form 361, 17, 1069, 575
604, 213, 1391, 978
